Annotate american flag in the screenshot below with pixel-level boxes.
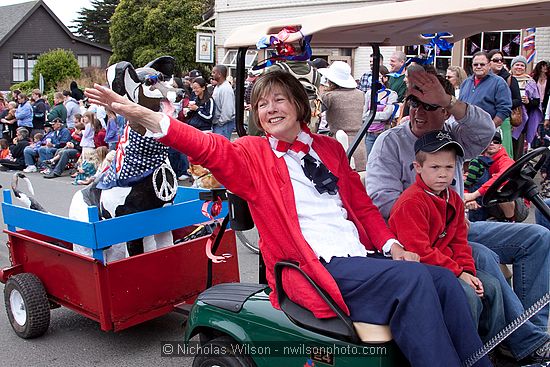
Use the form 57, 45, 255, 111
523, 28, 536, 63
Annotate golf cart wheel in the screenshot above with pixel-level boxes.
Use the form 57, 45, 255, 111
4, 273, 50, 339
193, 336, 256, 367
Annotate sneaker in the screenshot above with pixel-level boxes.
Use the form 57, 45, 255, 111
23, 165, 37, 173
178, 174, 190, 181
529, 340, 550, 363
43, 171, 60, 179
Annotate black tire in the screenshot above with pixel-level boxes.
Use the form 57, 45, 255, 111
4, 273, 50, 339
236, 228, 259, 254
193, 336, 255, 367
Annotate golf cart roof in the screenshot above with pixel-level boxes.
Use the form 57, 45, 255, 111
224, 0, 550, 48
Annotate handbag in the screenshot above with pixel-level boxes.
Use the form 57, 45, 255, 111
506, 75, 523, 127
510, 107, 523, 127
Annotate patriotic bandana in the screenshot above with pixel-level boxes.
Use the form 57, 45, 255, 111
267, 125, 339, 195
97, 124, 169, 190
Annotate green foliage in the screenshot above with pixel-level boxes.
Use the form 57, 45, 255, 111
71, 0, 120, 45
31, 49, 81, 92
109, 0, 209, 75
10, 80, 36, 95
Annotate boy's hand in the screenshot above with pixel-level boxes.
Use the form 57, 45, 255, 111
390, 243, 420, 262
459, 272, 484, 297
464, 191, 480, 202
465, 200, 481, 211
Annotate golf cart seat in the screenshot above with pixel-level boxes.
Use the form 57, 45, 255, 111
275, 261, 392, 344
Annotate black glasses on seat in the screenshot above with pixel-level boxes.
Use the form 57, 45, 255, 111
406, 95, 441, 111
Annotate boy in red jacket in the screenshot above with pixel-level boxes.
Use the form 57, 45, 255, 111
389, 130, 504, 341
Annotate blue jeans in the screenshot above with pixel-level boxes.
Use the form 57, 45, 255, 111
469, 224, 550, 360
52, 148, 78, 176
23, 146, 38, 166
168, 148, 189, 177
365, 131, 382, 159
535, 198, 550, 230
212, 119, 235, 140
38, 146, 58, 162
459, 270, 505, 343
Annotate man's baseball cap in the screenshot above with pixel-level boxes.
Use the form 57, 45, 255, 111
492, 131, 502, 144
414, 130, 464, 156
189, 70, 202, 78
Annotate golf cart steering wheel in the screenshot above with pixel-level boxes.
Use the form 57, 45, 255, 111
482, 147, 550, 218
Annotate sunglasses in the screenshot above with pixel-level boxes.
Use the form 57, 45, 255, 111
473, 63, 487, 67
144, 73, 165, 86
406, 95, 441, 111
491, 58, 503, 63
491, 140, 501, 144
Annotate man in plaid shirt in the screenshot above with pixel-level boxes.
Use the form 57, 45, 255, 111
357, 53, 384, 92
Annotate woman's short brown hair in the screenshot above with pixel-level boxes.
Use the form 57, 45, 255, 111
250, 70, 311, 131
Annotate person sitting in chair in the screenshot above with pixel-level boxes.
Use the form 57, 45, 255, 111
85, 71, 490, 367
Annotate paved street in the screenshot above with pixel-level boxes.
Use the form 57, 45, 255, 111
0, 170, 259, 367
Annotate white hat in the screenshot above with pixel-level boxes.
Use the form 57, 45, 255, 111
318, 61, 357, 89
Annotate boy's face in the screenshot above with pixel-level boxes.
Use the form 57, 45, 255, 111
413, 149, 457, 195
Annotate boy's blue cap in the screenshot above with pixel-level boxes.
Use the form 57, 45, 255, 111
414, 130, 464, 156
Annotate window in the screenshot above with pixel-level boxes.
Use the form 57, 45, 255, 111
27, 54, 39, 80
463, 31, 521, 74
221, 49, 258, 67
405, 44, 452, 75
78, 55, 89, 68
90, 55, 102, 67
12, 54, 25, 82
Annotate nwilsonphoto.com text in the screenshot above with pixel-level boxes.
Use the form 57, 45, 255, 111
161, 341, 387, 357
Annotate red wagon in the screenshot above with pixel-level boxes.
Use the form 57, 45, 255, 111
1, 187, 240, 338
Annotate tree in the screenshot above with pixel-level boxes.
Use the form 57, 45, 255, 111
71, 0, 120, 45
32, 49, 81, 92
109, 0, 209, 75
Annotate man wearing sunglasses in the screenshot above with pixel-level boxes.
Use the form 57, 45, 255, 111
459, 51, 512, 128
366, 65, 550, 363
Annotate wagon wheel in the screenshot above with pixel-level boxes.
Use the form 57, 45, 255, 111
192, 336, 256, 367
4, 273, 50, 339
236, 229, 260, 254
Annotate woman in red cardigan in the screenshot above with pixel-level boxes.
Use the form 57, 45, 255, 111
85, 71, 489, 367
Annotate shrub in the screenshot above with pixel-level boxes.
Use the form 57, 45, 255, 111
32, 49, 81, 91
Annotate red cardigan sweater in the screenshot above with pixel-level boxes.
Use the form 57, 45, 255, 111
388, 175, 475, 276
160, 117, 395, 318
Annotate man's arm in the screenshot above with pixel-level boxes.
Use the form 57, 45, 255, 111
450, 105, 495, 160
494, 78, 512, 124
218, 86, 235, 124
366, 131, 407, 219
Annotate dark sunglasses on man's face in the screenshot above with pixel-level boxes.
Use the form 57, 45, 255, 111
491, 58, 503, 63
473, 63, 487, 67
406, 95, 441, 112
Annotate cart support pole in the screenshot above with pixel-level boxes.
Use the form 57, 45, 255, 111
235, 47, 248, 137
347, 44, 381, 163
